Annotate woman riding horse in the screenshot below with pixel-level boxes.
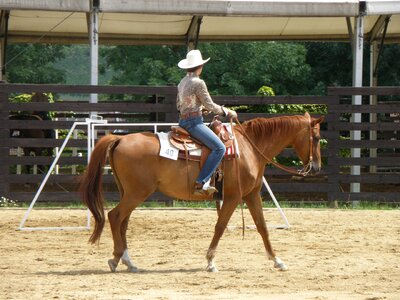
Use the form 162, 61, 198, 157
177, 49, 237, 196
80, 111, 324, 273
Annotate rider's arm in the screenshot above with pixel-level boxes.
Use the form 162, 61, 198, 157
195, 79, 224, 115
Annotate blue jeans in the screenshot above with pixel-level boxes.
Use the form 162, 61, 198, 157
179, 116, 226, 184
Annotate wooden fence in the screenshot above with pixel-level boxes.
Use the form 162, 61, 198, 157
326, 87, 400, 204
0, 83, 398, 206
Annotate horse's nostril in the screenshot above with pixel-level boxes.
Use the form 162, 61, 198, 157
311, 162, 321, 174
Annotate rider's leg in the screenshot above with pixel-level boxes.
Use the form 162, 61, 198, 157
179, 116, 226, 191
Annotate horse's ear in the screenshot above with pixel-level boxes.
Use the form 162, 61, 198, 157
311, 116, 325, 127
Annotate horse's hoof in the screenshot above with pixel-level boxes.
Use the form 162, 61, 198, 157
122, 258, 138, 273
273, 257, 288, 271
108, 259, 118, 272
127, 266, 138, 273
206, 265, 218, 273
274, 261, 288, 271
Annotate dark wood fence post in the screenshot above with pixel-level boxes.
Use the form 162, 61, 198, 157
326, 94, 341, 208
164, 93, 178, 123
0, 83, 10, 199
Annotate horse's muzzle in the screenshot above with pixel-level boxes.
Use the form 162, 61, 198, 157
310, 161, 321, 174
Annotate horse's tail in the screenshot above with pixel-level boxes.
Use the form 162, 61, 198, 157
79, 134, 121, 244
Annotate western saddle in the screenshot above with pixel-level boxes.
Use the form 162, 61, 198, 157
169, 118, 235, 167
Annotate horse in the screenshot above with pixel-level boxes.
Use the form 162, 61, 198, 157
79, 112, 324, 273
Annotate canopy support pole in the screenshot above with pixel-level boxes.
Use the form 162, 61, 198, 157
186, 16, 203, 51
350, 14, 364, 206
89, 1, 99, 116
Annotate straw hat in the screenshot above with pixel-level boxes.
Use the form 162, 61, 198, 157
178, 49, 210, 69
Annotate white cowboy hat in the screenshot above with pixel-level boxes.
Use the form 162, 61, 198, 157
178, 49, 210, 69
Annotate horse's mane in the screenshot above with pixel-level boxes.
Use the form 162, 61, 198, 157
238, 115, 305, 139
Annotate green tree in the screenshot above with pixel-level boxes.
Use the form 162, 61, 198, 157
193, 42, 312, 95
305, 42, 353, 94
375, 44, 400, 86
5, 44, 66, 83
101, 42, 312, 96
101, 45, 185, 86
305, 42, 400, 94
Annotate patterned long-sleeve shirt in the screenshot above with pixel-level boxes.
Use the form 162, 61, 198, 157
177, 73, 224, 117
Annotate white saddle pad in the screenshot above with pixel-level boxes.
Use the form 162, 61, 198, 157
157, 132, 201, 160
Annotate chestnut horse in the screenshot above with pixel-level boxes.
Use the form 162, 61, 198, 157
80, 112, 324, 273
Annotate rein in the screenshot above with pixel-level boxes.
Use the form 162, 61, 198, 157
230, 118, 245, 238
233, 115, 314, 177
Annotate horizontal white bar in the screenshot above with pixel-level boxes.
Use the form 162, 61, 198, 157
19, 226, 90, 231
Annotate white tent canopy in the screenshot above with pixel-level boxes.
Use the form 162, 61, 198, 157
0, 0, 399, 45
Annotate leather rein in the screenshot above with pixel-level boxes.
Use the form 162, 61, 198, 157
233, 114, 314, 177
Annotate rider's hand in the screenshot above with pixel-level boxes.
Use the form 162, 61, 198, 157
222, 107, 237, 119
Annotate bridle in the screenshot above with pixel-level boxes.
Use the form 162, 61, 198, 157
233, 114, 315, 177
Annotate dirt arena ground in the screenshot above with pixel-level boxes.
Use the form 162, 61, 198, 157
0, 208, 399, 300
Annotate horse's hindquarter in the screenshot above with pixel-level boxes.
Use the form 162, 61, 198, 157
111, 133, 160, 195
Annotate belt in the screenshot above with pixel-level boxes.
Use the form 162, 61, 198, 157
179, 111, 202, 120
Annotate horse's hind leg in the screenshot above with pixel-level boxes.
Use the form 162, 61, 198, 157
244, 192, 288, 271
206, 197, 240, 272
119, 213, 138, 272
107, 193, 145, 273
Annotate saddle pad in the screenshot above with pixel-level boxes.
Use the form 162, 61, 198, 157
156, 132, 179, 160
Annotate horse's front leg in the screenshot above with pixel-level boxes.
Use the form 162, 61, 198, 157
206, 197, 240, 272
244, 192, 288, 271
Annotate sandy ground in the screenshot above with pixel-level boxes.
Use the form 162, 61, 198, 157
0, 208, 399, 300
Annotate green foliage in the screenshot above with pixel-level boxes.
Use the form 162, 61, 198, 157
10, 93, 55, 104
339, 136, 351, 158
54, 45, 90, 85
199, 42, 313, 95
234, 84, 328, 115
9, 93, 31, 103
101, 45, 184, 86
100, 42, 313, 96
251, 103, 327, 114
304, 43, 400, 93
9, 93, 55, 118
257, 86, 275, 96
5, 42, 400, 97
6, 44, 66, 83
375, 44, 400, 86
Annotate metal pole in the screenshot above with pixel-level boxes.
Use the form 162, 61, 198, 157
369, 41, 378, 173
350, 15, 364, 206
19, 122, 84, 230
89, 4, 99, 115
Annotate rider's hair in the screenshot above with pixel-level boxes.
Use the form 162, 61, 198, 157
187, 65, 203, 73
